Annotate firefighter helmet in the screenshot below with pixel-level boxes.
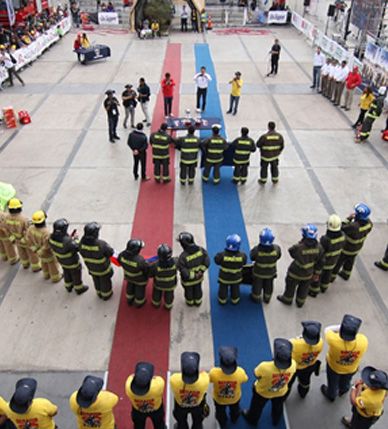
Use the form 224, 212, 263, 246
259, 228, 274, 246
126, 239, 145, 255
354, 203, 371, 221
378, 86, 386, 95
84, 222, 101, 238
53, 218, 69, 234
301, 223, 318, 239
31, 210, 46, 225
178, 232, 194, 248
157, 243, 172, 261
327, 214, 342, 232
8, 198, 23, 210
225, 234, 241, 252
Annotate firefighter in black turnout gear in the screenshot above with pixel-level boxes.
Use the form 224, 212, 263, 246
232, 127, 256, 184
277, 224, 325, 308
178, 232, 210, 306
214, 234, 247, 305
332, 204, 373, 281
309, 214, 345, 297
250, 228, 281, 304
79, 222, 114, 300
150, 123, 175, 183
201, 125, 229, 184
49, 219, 89, 295
150, 243, 178, 310
175, 125, 201, 185
118, 239, 149, 307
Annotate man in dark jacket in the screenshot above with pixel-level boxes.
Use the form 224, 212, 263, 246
277, 224, 325, 308
103, 89, 120, 143
150, 123, 175, 184
138, 77, 151, 126
175, 125, 201, 185
232, 127, 256, 184
127, 123, 150, 181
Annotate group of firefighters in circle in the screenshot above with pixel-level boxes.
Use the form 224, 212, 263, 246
1, 197, 387, 310
0, 314, 386, 429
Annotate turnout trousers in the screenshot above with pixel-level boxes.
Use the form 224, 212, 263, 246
283, 275, 312, 307
359, 116, 375, 141
63, 265, 84, 292
203, 162, 222, 184
180, 163, 196, 184
332, 252, 357, 280
233, 163, 249, 183
126, 281, 146, 306
217, 283, 241, 305
154, 159, 170, 182
91, 271, 113, 300
252, 277, 274, 303
152, 287, 174, 310
184, 283, 203, 306
260, 159, 279, 183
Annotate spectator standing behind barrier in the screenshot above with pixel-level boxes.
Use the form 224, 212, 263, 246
311, 47, 325, 89
226, 71, 243, 115
127, 123, 150, 181
161, 72, 176, 118
191, 8, 199, 32
341, 366, 388, 429
122, 84, 137, 129
0, 45, 24, 87
181, 5, 189, 31
138, 77, 151, 126
342, 66, 362, 111
209, 346, 248, 427
321, 315, 368, 403
200, 9, 208, 32
352, 86, 375, 129
104, 89, 120, 143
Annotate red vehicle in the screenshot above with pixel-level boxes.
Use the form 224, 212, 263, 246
0, 0, 52, 28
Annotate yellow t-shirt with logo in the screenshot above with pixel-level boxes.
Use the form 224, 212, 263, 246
0, 396, 7, 417
356, 385, 387, 418
254, 360, 296, 399
209, 367, 248, 405
170, 371, 210, 408
231, 79, 243, 97
125, 375, 164, 412
326, 330, 368, 374
6, 398, 57, 429
69, 390, 118, 429
291, 337, 323, 370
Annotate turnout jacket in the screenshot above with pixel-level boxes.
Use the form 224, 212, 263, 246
366, 94, 385, 120
175, 133, 201, 165
150, 129, 175, 160
178, 244, 210, 287
320, 230, 345, 270
250, 244, 282, 279
201, 134, 229, 164
214, 249, 247, 285
24, 225, 56, 262
286, 238, 325, 281
341, 218, 373, 256
232, 135, 256, 165
5, 212, 30, 244
149, 257, 178, 291
79, 237, 114, 277
49, 233, 80, 269
256, 130, 284, 162
118, 251, 149, 286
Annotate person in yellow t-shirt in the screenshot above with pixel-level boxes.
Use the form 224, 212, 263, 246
287, 321, 323, 399
6, 378, 57, 429
209, 346, 248, 427
243, 338, 296, 427
341, 366, 388, 429
69, 375, 118, 429
170, 351, 210, 428
125, 362, 166, 428
0, 396, 15, 429
321, 314, 368, 403
226, 72, 243, 116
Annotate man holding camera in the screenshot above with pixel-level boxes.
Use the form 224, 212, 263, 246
227, 71, 243, 116
104, 89, 120, 143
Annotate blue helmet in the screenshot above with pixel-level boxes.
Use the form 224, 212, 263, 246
302, 223, 318, 240
225, 234, 241, 252
354, 203, 371, 221
259, 228, 274, 247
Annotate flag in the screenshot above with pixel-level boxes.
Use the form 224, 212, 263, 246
5, 0, 15, 27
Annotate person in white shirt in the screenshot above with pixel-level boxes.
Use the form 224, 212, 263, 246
332, 60, 349, 105
311, 47, 325, 89
319, 57, 331, 96
181, 5, 189, 32
326, 59, 338, 100
0, 46, 24, 87
193, 66, 212, 112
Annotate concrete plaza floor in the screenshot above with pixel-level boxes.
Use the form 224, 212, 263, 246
0, 23, 388, 428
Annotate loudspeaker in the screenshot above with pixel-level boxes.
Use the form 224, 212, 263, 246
328, 4, 335, 17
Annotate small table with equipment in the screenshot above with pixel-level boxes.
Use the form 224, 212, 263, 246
75, 45, 111, 64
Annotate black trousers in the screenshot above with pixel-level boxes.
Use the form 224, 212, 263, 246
184, 283, 203, 306
91, 271, 113, 300
180, 163, 196, 183
332, 252, 357, 280
310, 268, 334, 294
173, 401, 203, 429
214, 400, 241, 427
7, 66, 24, 86
152, 287, 174, 309
286, 362, 319, 398
133, 151, 147, 180
350, 405, 380, 429
154, 158, 170, 181
203, 161, 222, 183
245, 386, 285, 426
233, 163, 249, 183
131, 404, 166, 429
218, 283, 241, 304
283, 275, 312, 306
271, 57, 279, 74
126, 281, 146, 305
196, 87, 207, 111
359, 116, 375, 141
260, 159, 279, 183
252, 277, 274, 302
181, 17, 188, 31
108, 115, 118, 140
164, 97, 173, 116
63, 265, 83, 292
354, 109, 367, 126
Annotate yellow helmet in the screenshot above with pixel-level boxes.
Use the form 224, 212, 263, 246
32, 210, 46, 224
327, 214, 342, 232
8, 198, 23, 210
0, 44, 5, 50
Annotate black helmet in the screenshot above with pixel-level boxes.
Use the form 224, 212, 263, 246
157, 244, 172, 261
84, 222, 101, 238
126, 239, 145, 255
53, 218, 69, 235
178, 232, 194, 248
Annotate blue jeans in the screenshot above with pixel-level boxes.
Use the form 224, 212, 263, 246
228, 95, 240, 114
313, 66, 321, 87
326, 362, 355, 400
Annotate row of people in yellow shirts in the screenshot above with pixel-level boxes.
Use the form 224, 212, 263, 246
0, 314, 386, 429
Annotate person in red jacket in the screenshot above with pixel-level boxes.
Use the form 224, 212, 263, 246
161, 72, 176, 118
342, 66, 362, 111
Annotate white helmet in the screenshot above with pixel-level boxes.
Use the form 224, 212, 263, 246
378, 86, 386, 95
327, 214, 342, 232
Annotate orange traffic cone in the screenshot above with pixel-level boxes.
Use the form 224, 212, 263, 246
208, 14, 212, 30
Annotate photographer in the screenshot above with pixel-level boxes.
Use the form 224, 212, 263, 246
103, 89, 120, 143
0, 45, 24, 88
226, 71, 243, 116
